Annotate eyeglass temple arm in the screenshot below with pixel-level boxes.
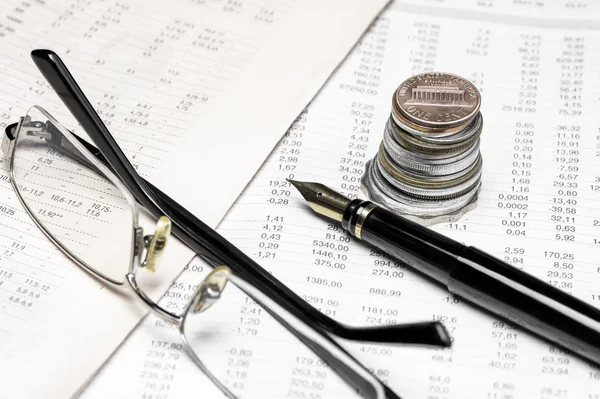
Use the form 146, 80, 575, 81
28, 49, 451, 348
230, 274, 395, 399
3, 117, 451, 349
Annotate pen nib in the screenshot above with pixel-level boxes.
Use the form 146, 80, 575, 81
287, 179, 351, 222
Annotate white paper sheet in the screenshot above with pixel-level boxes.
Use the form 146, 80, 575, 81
80, 1, 600, 398
0, 0, 389, 397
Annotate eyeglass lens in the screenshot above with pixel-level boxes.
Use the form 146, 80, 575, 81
11, 106, 135, 284
180, 270, 364, 399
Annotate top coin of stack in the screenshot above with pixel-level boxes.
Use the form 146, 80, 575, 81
361, 72, 483, 226
392, 72, 481, 135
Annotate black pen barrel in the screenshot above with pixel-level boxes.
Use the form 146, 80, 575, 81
354, 205, 464, 285
353, 204, 600, 366
451, 247, 600, 365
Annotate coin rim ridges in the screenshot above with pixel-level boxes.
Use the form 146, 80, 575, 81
377, 145, 482, 189
389, 118, 482, 156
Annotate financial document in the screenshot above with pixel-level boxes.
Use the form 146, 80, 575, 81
81, 1, 600, 398
0, 0, 388, 397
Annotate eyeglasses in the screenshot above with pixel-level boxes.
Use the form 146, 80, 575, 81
4, 105, 392, 398
3, 49, 453, 399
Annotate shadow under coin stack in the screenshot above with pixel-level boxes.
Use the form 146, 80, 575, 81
361, 72, 483, 226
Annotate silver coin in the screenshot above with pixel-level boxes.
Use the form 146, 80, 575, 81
380, 145, 479, 184
388, 118, 481, 156
360, 160, 481, 225
417, 112, 483, 145
374, 154, 482, 200
383, 127, 481, 176
377, 146, 482, 190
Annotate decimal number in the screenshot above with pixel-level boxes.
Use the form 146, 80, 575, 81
371, 268, 404, 278
360, 346, 392, 356
286, 390, 321, 398
368, 287, 401, 297
305, 276, 342, 288
547, 271, 573, 279
541, 366, 569, 375
540, 387, 568, 397
301, 295, 339, 307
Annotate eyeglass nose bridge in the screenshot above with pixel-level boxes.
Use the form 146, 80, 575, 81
126, 264, 232, 327
126, 271, 183, 325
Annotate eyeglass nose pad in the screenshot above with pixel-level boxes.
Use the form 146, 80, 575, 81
142, 216, 172, 272
192, 266, 231, 314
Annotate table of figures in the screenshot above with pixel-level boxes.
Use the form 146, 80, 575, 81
81, 1, 600, 399
0, 0, 393, 395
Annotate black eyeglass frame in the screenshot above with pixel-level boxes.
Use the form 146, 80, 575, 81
4, 48, 459, 398
1, 108, 387, 399
28, 48, 450, 348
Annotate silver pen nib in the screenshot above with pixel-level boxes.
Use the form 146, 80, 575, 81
287, 179, 351, 222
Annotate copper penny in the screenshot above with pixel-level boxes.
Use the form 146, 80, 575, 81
392, 72, 481, 132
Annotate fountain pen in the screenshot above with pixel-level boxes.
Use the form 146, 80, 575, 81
288, 179, 600, 366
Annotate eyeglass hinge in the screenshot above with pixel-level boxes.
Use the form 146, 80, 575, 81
2, 118, 22, 157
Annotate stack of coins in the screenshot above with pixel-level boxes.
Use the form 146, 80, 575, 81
361, 72, 483, 225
